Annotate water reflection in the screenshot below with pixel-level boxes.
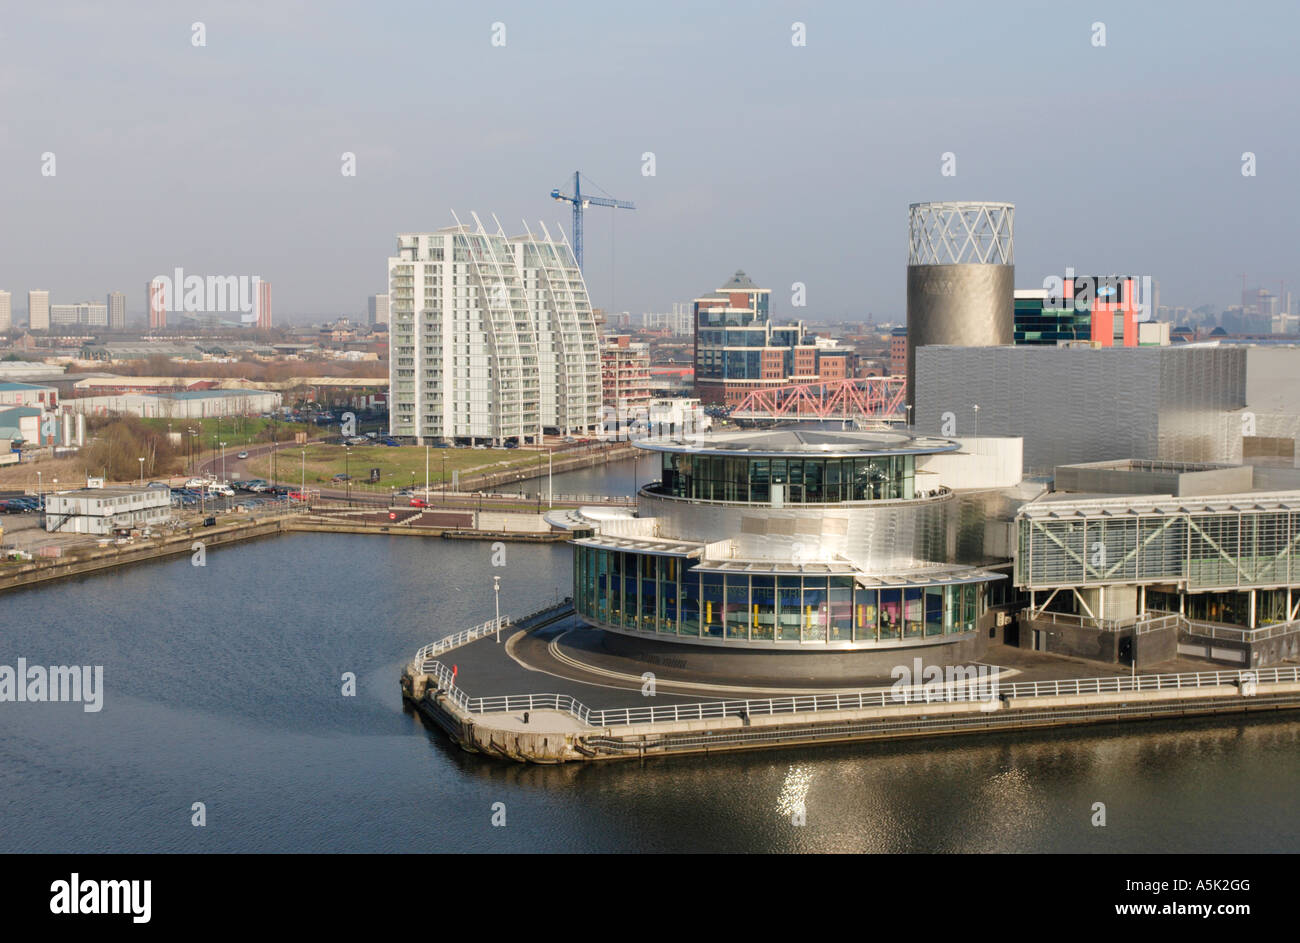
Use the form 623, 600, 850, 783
2, 527, 1297, 853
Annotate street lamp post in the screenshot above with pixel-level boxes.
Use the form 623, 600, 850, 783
36, 471, 42, 509
905, 404, 913, 428
138, 457, 145, 487
494, 575, 502, 643
441, 451, 446, 499
219, 441, 227, 484
972, 404, 980, 440
345, 447, 351, 506
301, 448, 306, 503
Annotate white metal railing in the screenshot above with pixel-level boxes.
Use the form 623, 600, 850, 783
417, 660, 1300, 731
1028, 609, 1180, 634
1182, 618, 1300, 643
1135, 614, 1183, 635
414, 616, 510, 666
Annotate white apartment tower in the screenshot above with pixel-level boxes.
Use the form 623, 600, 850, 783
387, 214, 601, 444
28, 290, 50, 331
368, 293, 390, 326
0, 291, 11, 332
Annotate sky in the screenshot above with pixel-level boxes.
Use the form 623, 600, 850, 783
0, 0, 1297, 324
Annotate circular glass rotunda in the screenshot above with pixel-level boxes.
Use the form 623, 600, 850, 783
556, 427, 1004, 672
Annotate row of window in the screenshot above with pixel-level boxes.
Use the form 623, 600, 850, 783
574, 547, 982, 644
656, 453, 917, 503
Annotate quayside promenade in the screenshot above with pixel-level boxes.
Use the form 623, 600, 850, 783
401, 605, 1300, 764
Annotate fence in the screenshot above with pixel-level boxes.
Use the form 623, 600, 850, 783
415, 616, 510, 668
416, 615, 1300, 730
1027, 609, 1180, 634
1182, 618, 1300, 643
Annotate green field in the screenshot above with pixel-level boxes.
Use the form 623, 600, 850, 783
244, 444, 550, 490
138, 416, 315, 450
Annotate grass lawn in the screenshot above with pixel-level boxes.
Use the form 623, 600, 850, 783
138, 416, 316, 450
243, 444, 550, 489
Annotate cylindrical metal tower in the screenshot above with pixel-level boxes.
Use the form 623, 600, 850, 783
905, 201, 1015, 407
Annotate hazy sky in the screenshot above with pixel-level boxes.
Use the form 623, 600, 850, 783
1, 1, 1296, 323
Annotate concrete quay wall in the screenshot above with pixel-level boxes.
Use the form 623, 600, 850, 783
401, 674, 1300, 765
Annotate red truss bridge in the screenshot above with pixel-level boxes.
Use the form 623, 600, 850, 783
730, 377, 907, 422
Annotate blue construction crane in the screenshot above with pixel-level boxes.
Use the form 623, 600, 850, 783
550, 171, 635, 271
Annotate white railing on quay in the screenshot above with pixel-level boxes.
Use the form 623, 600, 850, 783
418, 660, 1300, 731
415, 616, 510, 666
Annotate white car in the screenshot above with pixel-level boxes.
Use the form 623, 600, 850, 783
209, 484, 236, 497
185, 478, 211, 489
236, 451, 249, 459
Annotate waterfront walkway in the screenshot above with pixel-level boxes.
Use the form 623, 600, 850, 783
402, 606, 1300, 764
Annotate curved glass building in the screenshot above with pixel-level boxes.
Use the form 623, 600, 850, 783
564, 428, 1004, 665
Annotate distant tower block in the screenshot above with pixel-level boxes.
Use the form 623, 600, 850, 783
905, 201, 1015, 407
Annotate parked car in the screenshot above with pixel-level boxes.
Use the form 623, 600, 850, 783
287, 491, 304, 500
185, 478, 210, 489
503, 441, 519, 449
147, 481, 170, 489
331, 473, 350, 482
384, 439, 401, 447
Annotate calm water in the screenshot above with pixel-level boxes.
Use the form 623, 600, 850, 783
1, 459, 1297, 853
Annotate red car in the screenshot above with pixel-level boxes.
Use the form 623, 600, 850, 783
288, 491, 304, 500
409, 498, 428, 508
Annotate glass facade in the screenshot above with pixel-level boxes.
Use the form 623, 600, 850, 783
656, 453, 915, 504
1018, 507, 1300, 591
1013, 296, 1092, 346
574, 545, 983, 645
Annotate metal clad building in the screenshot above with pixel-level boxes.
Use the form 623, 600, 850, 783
914, 345, 1247, 473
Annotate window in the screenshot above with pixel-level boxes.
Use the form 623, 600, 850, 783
925, 586, 944, 636
725, 575, 749, 640
878, 589, 901, 640
751, 577, 775, 640
777, 576, 802, 641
